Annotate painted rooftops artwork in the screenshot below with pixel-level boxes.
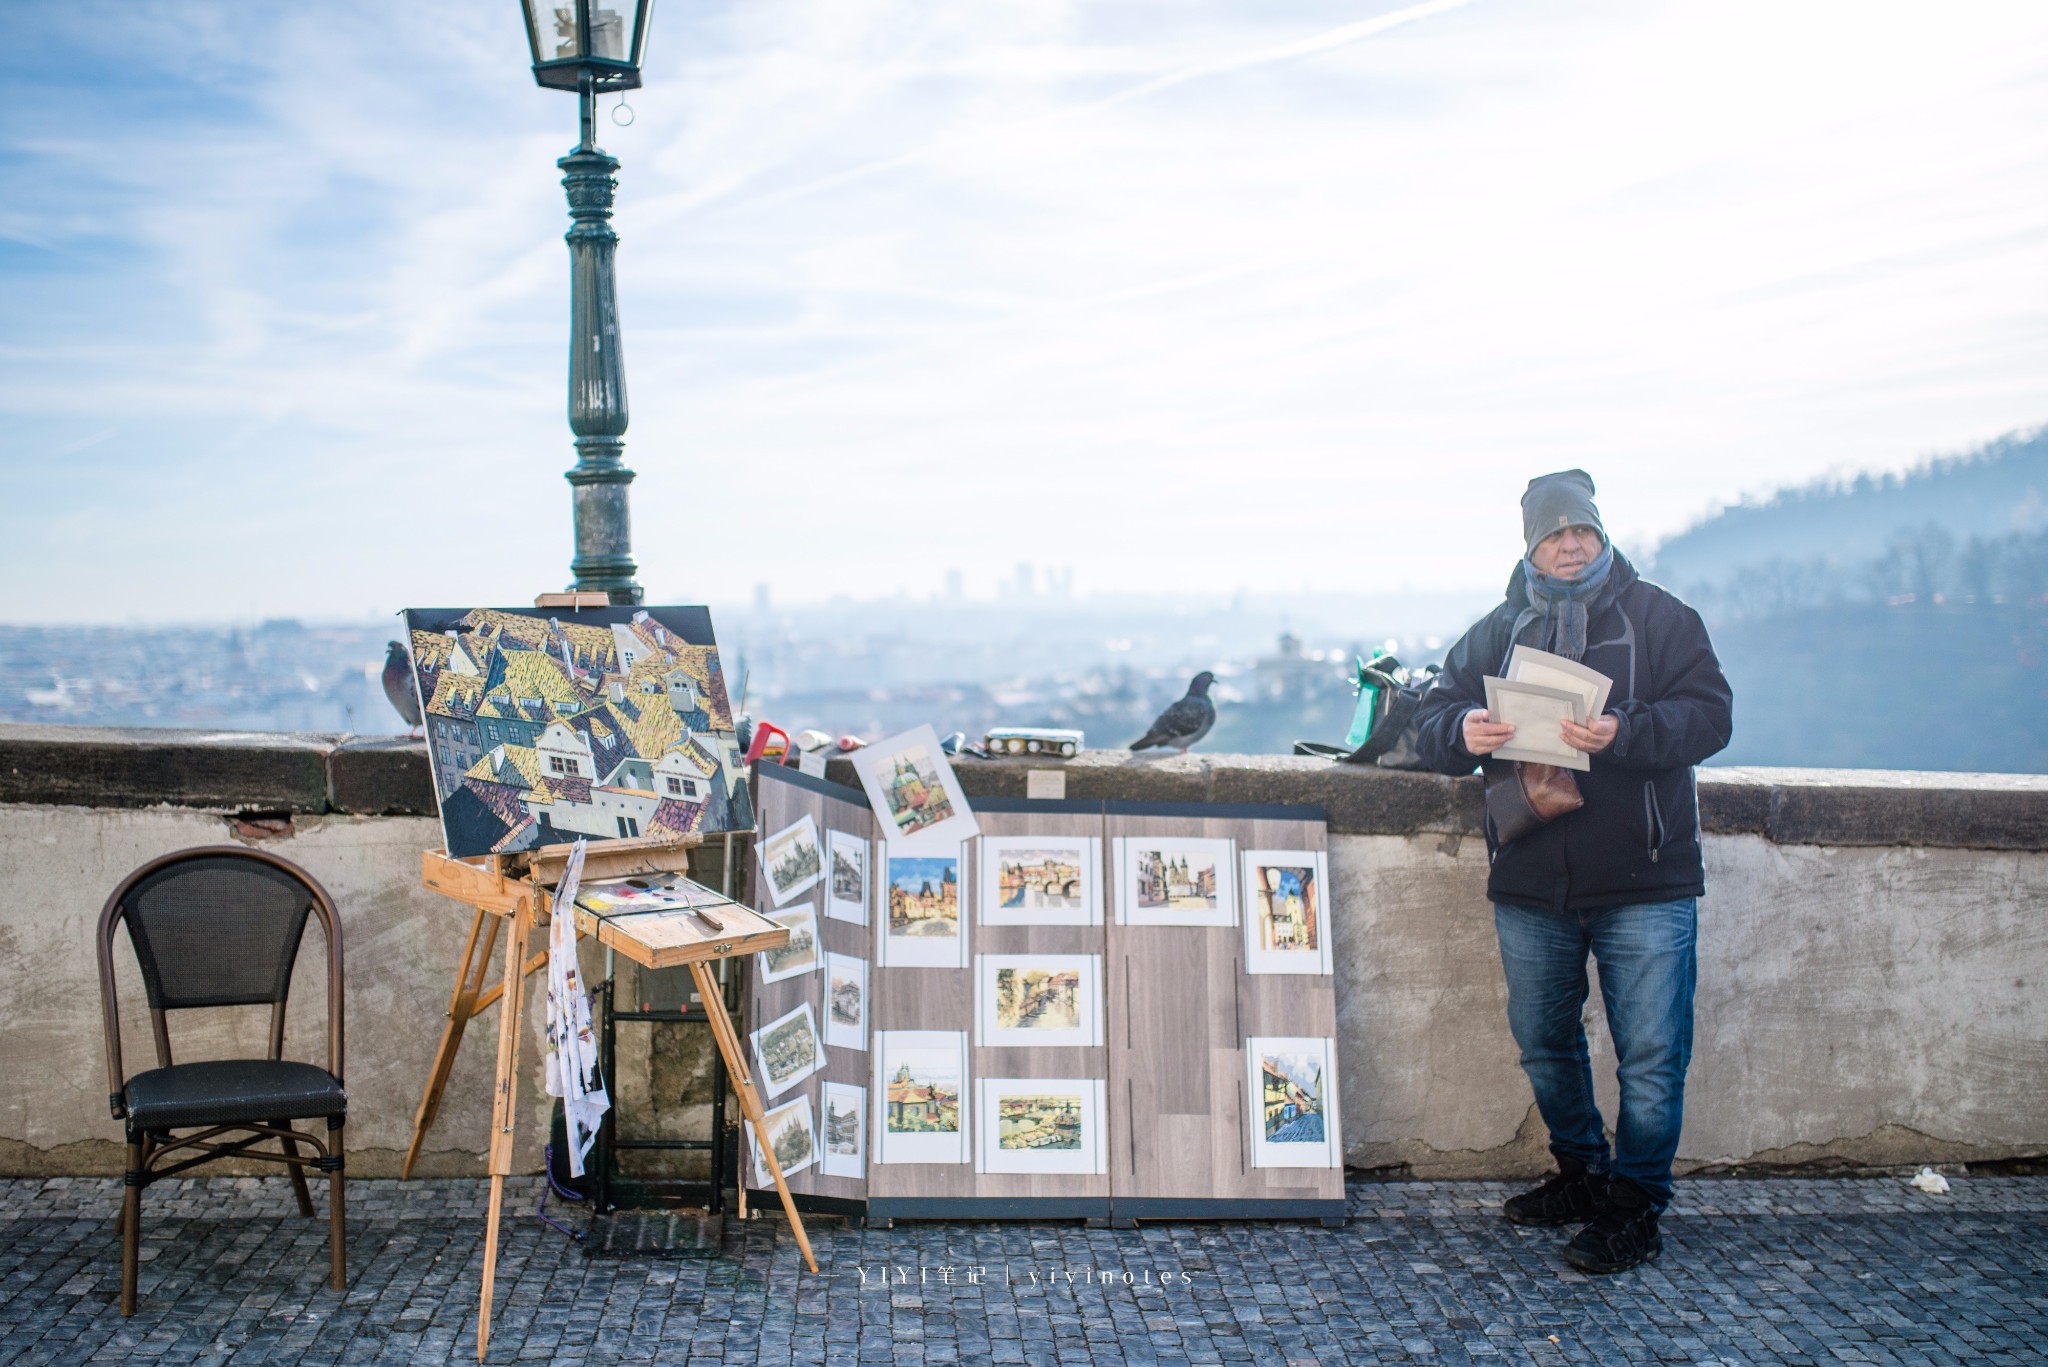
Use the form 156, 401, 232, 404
405, 605, 752, 858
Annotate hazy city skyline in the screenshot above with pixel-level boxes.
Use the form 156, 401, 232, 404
3, 1, 2045, 623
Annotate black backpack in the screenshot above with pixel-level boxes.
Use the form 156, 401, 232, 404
1294, 659, 1441, 769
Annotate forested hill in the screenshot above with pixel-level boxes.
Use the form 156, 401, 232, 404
1645, 424, 2048, 773
1650, 426, 2047, 600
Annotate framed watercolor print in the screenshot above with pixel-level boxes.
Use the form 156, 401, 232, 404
875, 1031, 968, 1165
849, 725, 980, 854
1246, 1036, 1341, 1169
974, 1078, 1106, 1175
879, 844, 969, 969
974, 954, 1103, 1049
1113, 836, 1237, 927
978, 836, 1102, 927
1241, 851, 1332, 975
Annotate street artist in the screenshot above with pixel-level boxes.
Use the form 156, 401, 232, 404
1413, 469, 1734, 1274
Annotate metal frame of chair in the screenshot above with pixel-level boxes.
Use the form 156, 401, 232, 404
96, 845, 347, 1315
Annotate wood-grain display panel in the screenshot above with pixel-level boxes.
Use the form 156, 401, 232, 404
956, 800, 1111, 1206
747, 766, 877, 1204
1105, 805, 1342, 1211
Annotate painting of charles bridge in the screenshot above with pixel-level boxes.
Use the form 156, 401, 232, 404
405, 605, 748, 858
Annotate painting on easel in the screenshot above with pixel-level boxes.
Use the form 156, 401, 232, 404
404, 604, 750, 858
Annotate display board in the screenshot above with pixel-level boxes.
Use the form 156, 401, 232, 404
744, 764, 1343, 1227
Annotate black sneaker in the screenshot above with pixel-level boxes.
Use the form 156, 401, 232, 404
1501, 1158, 1609, 1227
1562, 1176, 1662, 1273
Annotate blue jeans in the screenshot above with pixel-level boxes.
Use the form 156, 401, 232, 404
1493, 897, 1697, 1210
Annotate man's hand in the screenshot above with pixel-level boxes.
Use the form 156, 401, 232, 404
1462, 708, 1517, 756
1561, 713, 1619, 754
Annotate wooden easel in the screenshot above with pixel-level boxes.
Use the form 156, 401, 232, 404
404, 834, 817, 1361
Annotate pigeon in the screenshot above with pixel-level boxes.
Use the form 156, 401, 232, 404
1129, 671, 1217, 754
381, 640, 423, 738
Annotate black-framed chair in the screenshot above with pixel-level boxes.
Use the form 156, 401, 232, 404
97, 846, 348, 1314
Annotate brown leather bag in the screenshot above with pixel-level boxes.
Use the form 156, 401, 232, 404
1483, 760, 1585, 845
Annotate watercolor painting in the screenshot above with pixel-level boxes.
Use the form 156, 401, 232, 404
1246, 1036, 1341, 1168
824, 951, 867, 1051
749, 1094, 817, 1183
756, 905, 821, 985
825, 828, 868, 924
875, 1031, 969, 1165
820, 1082, 866, 1180
761, 814, 824, 906
751, 1002, 822, 1099
975, 1078, 1107, 1175
975, 954, 1101, 1048
881, 845, 968, 968
978, 836, 1101, 927
850, 724, 979, 853
1115, 837, 1237, 927
1242, 851, 1333, 975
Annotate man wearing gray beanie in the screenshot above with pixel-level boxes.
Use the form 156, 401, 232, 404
1412, 470, 1734, 1274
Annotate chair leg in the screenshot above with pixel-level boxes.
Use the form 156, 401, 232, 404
120, 1138, 143, 1316
327, 1121, 346, 1292
279, 1123, 316, 1218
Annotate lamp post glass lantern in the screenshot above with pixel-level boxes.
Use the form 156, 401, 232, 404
523, 0, 657, 605
522, 0, 655, 91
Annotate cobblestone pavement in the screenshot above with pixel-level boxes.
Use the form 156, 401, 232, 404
1, 1175, 2042, 1365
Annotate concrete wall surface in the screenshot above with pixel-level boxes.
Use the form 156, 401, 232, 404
1, 724, 2043, 1179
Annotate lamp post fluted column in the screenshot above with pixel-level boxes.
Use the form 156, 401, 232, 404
560, 77, 642, 605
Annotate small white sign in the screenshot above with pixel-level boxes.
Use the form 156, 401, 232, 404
1026, 769, 1067, 800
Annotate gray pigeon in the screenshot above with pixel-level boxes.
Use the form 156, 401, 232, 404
1129, 671, 1217, 753
382, 640, 423, 737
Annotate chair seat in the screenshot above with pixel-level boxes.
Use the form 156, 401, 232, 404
123, 1060, 346, 1130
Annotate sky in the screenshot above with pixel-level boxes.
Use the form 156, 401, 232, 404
2, 0, 2045, 623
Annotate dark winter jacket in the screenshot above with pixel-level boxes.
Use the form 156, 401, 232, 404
1413, 550, 1733, 913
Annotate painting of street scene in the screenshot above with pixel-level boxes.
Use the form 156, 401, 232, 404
1253, 864, 1319, 953
826, 830, 867, 922
996, 1091, 1084, 1151
762, 815, 824, 905
752, 1004, 821, 1098
887, 856, 960, 938
754, 1095, 816, 1181
1260, 1049, 1327, 1144
877, 741, 955, 838
1134, 847, 1220, 911
404, 605, 745, 859
820, 1082, 865, 1179
758, 907, 819, 983
825, 1092, 863, 1155
995, 965, 1081, 1032
830, 966, 864, 1028
997, 849, 1084, 912
850, 726, 979, 852
884, 1057, 960, 1134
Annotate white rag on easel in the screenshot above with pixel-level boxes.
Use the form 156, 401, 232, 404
542, 839, 609, 1177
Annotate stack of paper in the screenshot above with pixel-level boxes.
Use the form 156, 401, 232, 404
1481, 646, 1613, 772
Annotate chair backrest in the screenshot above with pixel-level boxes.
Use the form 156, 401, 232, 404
99, 847, 344, 1102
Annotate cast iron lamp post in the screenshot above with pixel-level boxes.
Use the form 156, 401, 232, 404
521, 0, 657, 605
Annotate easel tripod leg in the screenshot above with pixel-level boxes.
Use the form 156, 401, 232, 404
404, 909, 499, 1180
476, 897, 534, 1362
688, 961, 817, 1274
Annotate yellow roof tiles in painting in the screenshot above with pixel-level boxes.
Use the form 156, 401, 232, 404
464, 743, 547, 792
426, 671, 484, 719
495, 647, 583, 707
409, 630, 454, 673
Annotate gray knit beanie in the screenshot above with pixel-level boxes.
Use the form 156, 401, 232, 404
1521, 469, 1604, 557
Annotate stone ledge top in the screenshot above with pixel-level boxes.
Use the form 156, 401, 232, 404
2, 723, 2043, 849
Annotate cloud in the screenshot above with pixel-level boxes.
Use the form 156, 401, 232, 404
1, 0, 2045, 621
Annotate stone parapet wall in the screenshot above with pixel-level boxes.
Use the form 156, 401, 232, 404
1, 723, 2042, 1180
